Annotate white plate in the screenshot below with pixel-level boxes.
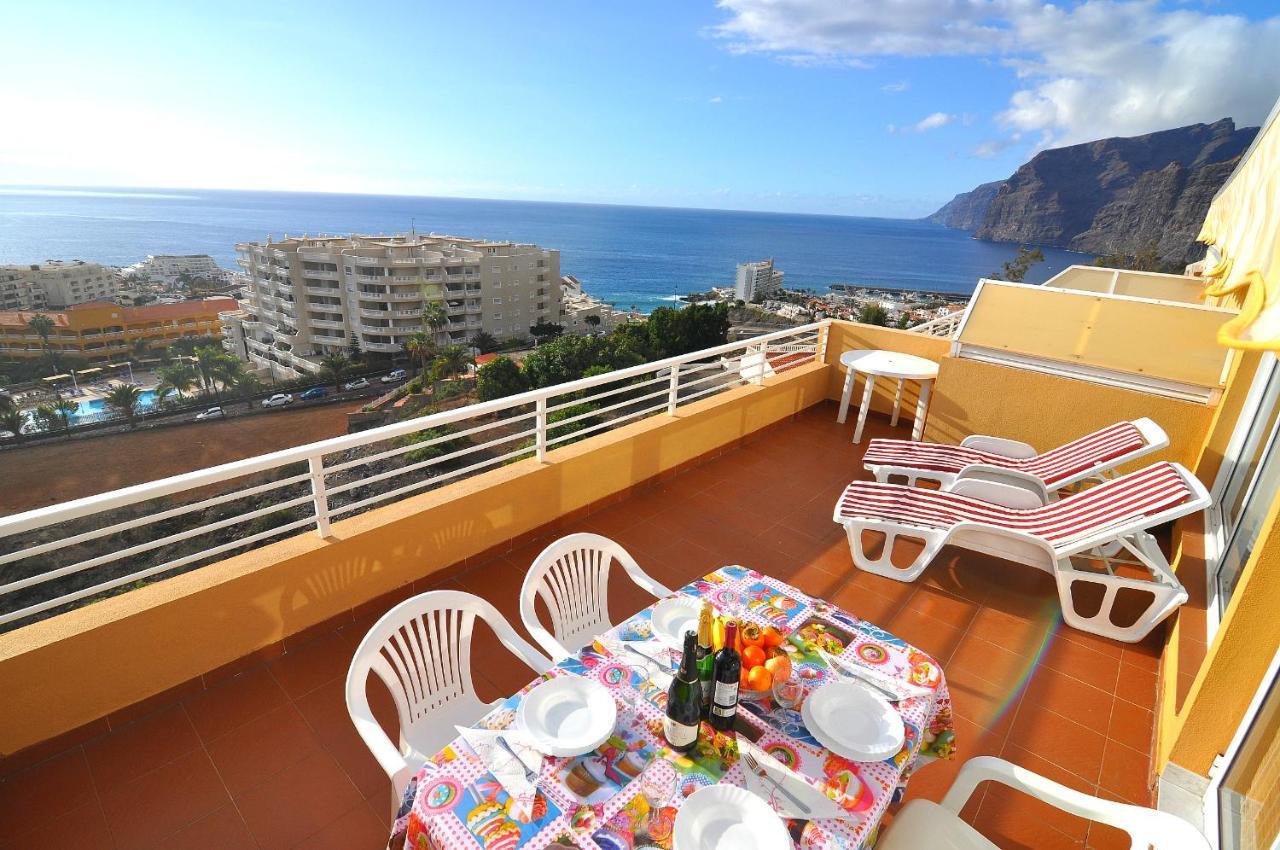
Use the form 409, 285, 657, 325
516, 677, 617, 757
802, 680, 905, 762
673, 785, 790, 850
650, 596, 702, 648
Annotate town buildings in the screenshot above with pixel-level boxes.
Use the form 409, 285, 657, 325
122, 254, 228, 286
220, 233, 560, 378
0, 297, 236, 362
559, 274, 629, 333
0, 260, 121, 310
734, 257, 784, 302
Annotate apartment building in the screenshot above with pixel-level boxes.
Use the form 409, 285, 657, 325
734, 257, 784, 302
559, 274, 628, 333
0, 260, 120, 310
123, 254, 228, 285
0, 297, 236, 362
220, 233, 560, 378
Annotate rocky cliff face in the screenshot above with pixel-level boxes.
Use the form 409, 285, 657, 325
925, 180, 1002, 229
927, 119, 1256, 266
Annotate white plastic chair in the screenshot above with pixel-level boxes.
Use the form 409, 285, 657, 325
878, 756, 1210, 850
520, 532, 673, 661
345, 589, 553, 802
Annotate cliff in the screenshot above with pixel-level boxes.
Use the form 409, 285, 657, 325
927, 119, 1257, 266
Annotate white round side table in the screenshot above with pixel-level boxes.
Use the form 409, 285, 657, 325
836, 349, 939, 443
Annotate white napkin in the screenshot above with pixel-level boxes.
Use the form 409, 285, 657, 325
815, 647, 931, 700
455, 725, 544, 820
736, 737, 846, 821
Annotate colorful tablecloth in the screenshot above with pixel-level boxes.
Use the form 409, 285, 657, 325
390, 566, 956, 849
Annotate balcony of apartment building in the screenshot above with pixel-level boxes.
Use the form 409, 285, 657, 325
3, 252, 1279, 850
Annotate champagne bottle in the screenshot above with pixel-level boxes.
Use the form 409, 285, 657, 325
663, 630, 701, 753
695, 602, 715, 717
709, 619, 741, 732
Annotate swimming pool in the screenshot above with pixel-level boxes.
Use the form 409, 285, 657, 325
69, 390, 160, 422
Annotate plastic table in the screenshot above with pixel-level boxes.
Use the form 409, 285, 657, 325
837, 350, 939, 444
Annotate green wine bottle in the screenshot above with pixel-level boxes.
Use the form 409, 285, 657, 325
663, 630, 701, 753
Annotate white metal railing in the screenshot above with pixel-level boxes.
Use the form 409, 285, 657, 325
0, 322, 828, 627
910, 311, 964, 338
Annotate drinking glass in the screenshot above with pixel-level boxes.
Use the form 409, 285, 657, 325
640, 764, 677, 838
771, 678, 804, 723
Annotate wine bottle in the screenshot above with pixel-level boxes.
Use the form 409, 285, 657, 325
695, 602, 715, 717
709, 619, 741, 732
663, 630, 702, 753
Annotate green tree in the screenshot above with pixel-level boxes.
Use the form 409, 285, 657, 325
895, 312, 912, 330
155, 362, 197, 402
421, 299, 447, 343
27, 313, 57, 367
1093, 242, 1166, 272
429, 344, 472, 394
33, 396, 77, 431
643, 303, 730, 359
470, 330, 500, 354
584, 314, 602, 330
234, 372, 264, 410
318, 354, 351, 391
529, 321, 565, 343
193, 345, 225, 396
475, 356, 529, 401
991, 245, 1045, 282
404, 332, 436, 376
104, 383, 143, 428
129, 337, 151, 360
857, 304, 889, 326
214, 355, 246, 394
0, 409, 25, 440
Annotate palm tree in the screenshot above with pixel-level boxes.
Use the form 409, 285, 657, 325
235, 373, 264, 411
193, 346, 224, 397
213, 355, 246, 395
155, 362, 197, 402
129, 337, 151, 361
421, 300, 447, 345
36, 396, 77, 431
1, 409, 25, 441
470, 330, 499, 354
404, 332, 436, 376
27, 313, 56, 368
429, 344, 472, 396
318, 354, 351, 391
104, 384, 143, 428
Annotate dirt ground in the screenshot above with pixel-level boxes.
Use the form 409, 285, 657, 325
0, 404, 358, 515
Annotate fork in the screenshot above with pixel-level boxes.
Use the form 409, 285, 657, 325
493, 734, 539, 785
743, 751, 812, 816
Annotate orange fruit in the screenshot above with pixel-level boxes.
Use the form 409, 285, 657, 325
761, 627, 784, 648
746, 665, 773, 691
764, 655, 792, 683
742, 645, 766, 668
739, 668, 751, 689
740, 623, 763, 649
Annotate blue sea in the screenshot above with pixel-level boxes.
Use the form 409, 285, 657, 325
0, 187, 1086, 313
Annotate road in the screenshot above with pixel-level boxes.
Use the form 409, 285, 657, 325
0, 403, 359, 515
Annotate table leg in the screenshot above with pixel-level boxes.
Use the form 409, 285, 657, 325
912, 379, 932, 441
890, 378, 904, 427
852, 374, 875, 444
837, 367, 855, 424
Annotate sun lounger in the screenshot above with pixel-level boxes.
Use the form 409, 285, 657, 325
861, 419, 1168, 500
833, 461, 1210, 642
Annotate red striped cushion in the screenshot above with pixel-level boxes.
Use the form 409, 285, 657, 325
862, 422, 1146, 487
835, 462, 1193, 549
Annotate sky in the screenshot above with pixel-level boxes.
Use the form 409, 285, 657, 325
1, 0, 1278, 218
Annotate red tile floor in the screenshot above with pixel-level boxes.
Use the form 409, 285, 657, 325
0, 401, 1164, 849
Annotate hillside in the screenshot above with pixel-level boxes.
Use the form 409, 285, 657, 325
927, 119, 1257, 266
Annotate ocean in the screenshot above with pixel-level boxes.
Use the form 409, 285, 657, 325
0, 187, 1087, 313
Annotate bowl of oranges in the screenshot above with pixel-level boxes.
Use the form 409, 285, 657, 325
711, 619, 794, 700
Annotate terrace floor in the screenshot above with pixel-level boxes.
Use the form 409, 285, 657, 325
0, 400, 1163, 849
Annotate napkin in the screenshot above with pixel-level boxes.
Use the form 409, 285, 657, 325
736, 737, 846, 821
597, 635, 676, 687
815, 647, 931, 701
455, 725, 544, 820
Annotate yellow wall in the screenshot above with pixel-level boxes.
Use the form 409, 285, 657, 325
0, 362, 829, 755
821, 321, 950, 416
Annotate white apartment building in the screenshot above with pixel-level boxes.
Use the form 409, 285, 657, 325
124, 254, 227, 285
221, 233, 560, 378
559, 275, 628, 333
734, 258, 784, 302
0, 261, 120, 310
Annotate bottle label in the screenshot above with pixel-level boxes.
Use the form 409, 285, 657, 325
663, 716, 698, 747
712, 680, 738, 706
710, 702, 737, 718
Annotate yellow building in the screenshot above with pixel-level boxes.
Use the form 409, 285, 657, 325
0, 297, 237, 363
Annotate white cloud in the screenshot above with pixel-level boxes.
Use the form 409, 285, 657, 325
709, 95, 724, 103
914, 111, 955, 132
714, 0, 1280, 146
881, 80, 910, 93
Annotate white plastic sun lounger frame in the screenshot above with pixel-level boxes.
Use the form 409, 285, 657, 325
864, 417, 1170, 502
835, 464, 1212, 643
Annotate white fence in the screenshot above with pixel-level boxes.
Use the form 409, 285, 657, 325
0, 322, 829, 628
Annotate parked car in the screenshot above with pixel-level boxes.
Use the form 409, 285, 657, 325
381, 369, 407, 383
195, 406, 224, 420
343, 377, 371, 390
299, 387, 329, 400
262, 393, 293, 408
